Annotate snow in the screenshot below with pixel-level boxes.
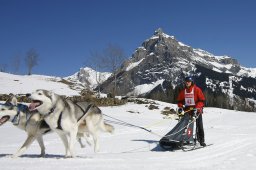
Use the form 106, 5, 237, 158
238, 67, 256, 78
178, 41, 189, 47
126, 58, 144, 71
1, 102, 256, 170
127, 79, 164, 96
64, 67, 112, 89
192, 48, 256, 77
0, 72, 79, 96
149, 32, 174, 41
193, 48, 215, 58
1, 72, 256, 170
212, 67, 222, 73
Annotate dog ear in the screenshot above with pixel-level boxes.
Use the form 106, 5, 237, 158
43, 90, 53, 99
47, 90, 53, 96
5, 94, 16, 105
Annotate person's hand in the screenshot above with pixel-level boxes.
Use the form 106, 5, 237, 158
177, 107, 183, 115
192, 108, 197, 113
193, 108, 203, 115
192, 108, 198, 117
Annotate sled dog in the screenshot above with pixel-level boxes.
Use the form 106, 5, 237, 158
0, 96, 87, 157
28, 89, 114, 157
0, 97, 51, 157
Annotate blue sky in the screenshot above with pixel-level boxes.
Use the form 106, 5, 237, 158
0, 0, 255, 77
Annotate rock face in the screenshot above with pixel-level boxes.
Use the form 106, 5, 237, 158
99, 28, 256, 111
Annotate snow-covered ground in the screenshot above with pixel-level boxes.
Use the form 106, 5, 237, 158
0, 101, 256, 170
0, 72, 79, 96
1, 72, 256, 169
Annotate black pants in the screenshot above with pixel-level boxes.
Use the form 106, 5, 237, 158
196, 114, 205, 143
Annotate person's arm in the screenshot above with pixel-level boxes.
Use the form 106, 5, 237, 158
177, 89, 185, 108
195, 87, 205, 112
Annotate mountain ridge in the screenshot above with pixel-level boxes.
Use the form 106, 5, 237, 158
99, 28, 256, 111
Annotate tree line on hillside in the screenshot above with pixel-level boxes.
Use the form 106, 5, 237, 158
143, 82, 255, 112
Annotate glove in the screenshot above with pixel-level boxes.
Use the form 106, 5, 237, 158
192, 108, 197, 113
192, 108, 198, 117
193, 108, 203, 116
177, 108, 183, 115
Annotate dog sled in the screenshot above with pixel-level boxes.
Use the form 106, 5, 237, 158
159, 110, 198, 151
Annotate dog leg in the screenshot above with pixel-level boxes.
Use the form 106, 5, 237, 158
77, 137, 86, 148
12, 135, 36, 158
99, 119, 114, 134
84, 133, 92, 146
92, 133, 99, 152
57, 133, 69, 157
87, 121, 99, 152
103, 122, 114, 134
36, 135, 46, 157
68, 127, 78, 158
77, 132, 87, 148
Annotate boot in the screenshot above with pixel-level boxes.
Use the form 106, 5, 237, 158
200, 142, 206, 147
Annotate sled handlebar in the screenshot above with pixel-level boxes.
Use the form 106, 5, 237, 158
177, 108, 195, 117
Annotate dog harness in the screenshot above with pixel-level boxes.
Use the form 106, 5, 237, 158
48, 103, 93, 130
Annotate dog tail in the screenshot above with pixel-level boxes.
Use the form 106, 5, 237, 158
104, 122, 114, 134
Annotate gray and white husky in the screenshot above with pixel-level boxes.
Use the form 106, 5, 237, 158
28, 89, 114, 158
0, 96, 92, 157
0, 97, 51, 157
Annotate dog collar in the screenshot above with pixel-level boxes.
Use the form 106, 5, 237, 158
45, 107, 55, 117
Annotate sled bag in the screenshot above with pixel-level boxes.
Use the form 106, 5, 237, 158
159, 113, 194, 148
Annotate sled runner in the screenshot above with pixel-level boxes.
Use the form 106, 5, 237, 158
159, 111, 198, 151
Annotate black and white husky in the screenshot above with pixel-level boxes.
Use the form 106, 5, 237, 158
28, 89, 114, 158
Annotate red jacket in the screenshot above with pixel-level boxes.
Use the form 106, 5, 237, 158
177, 84, 205, 110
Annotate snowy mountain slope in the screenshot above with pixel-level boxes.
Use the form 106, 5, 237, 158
64, 67, 111, 90
0, 100, 256, 170
0, 72, 79, 96
0, 67, 111, 96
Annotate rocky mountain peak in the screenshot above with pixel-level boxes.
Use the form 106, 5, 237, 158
100, 29, 256, 111
154, 28, 163, 35
64, 67, 111, 90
